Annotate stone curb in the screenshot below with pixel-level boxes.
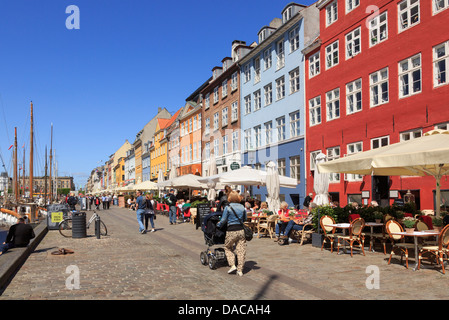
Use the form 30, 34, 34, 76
0, 221, 48, 291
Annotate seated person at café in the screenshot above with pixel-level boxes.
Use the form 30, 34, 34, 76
252, 200, 260, 212
259, 201, 268, 211
244, 202, 254, 215
279, 207, 315, 245
275, 201, 290, 241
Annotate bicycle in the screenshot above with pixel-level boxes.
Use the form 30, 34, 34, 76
58, 210, 108, 238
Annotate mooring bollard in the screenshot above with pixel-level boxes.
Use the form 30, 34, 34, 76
95, 215, 101, 239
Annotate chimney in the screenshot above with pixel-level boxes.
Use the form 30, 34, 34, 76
158, 107, 162, 113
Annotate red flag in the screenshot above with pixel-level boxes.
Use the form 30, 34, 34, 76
8, 145, 13, 150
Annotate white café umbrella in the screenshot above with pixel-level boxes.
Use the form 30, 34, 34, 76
266, 161, 281, 213
169, 164, 177, 180
313, 153, 330, 206
198, 166, 297, 188
207, 157, 217, 201
317, 129, 449, 217
157, 169, 164, 196
133, 180, 158, 191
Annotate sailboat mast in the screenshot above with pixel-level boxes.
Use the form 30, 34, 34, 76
44, 146, 47, 205
29, 101, 34, 201
13, 127, 18, 203
49, 123, 53, 203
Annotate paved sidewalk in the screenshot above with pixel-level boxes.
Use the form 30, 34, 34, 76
0, 206, 448, 300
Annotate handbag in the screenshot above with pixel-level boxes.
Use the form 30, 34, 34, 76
229, 206, 253, 242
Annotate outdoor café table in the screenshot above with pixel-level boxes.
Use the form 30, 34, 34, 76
365, 222, 384, 253
389, 230, 440, 271
324, 223, 351, 254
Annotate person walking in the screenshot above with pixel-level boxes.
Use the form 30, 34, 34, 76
135, 190, 147, 234
144, 193, 156, 233
167, 189, 178, 225
0, 218, 35, 256
216, 190, 247, 277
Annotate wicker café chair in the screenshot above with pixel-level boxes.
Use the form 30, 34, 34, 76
320, 215, 341, 253
257, 214, 278, 239
337, 217, 366, 257
418, 224, 449, 274
386, 220, 415, 269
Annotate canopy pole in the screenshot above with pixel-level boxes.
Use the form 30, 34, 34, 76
436, 164, 444, 218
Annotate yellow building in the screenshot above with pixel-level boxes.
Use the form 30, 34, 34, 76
150, 108, 182, 181
114, 157, 125, 187
111, 140, 132, 188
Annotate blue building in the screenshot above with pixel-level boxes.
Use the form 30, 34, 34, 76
238, 2, 319, 208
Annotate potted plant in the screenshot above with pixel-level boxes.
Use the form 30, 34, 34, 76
402, 216, 417, 233
373, 211, 383, 223
432, 216, 443, 232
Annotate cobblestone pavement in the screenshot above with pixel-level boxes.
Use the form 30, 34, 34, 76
0, 206, 448, 300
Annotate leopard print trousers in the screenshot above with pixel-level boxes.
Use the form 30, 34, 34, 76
224, 229, 247, 272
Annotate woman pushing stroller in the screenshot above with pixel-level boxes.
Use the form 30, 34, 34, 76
216, 190, 247, 277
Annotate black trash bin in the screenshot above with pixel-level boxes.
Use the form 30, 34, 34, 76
72, 212, 87, 239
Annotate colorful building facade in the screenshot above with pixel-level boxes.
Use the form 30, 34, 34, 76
305, 0, 449, 209
239, 3, 319, 207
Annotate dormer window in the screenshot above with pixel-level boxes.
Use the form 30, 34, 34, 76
259, 29, 267, 43
283, 6, 293, 23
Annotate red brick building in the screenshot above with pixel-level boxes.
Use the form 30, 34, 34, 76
304, 0, 449, 210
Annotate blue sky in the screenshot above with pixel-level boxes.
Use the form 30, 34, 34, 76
0, 0, 316, 189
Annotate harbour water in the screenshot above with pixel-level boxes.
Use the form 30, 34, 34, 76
0, 227, 7, 244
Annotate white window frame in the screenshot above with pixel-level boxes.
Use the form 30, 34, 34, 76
371, 135, 389, 149
398, 0, 420, 33
435, 122, 449, 130
254, 90, 261, 111
264, 48, 272, 70
232, 131, 239, 152
276, 76, 285, 100
326, 88, 340, 121
214, 139, 219, 157
326, 40, 339, 69
309, 96, 321, 127
289, 27, 300, 53
222, 107, 228, 127
277, 39, 285, 70
231, 101, 238, 122
309, 52, 320, 78
310, 150, 321, 171
222, 135, 228, 155
370, 67, 389, 107
433, 0, 449, 14
254, 125, 262, 148
346, 0, 360, 13
213, 87, 219, 104
290, 156, 301, 183
400, 128, 422, 141
289, 67, 300, 94
254, 57, 261, 83
244, 95, 251, 114
205, 93, 210, 109
244, 129, 252, 151
231, 72, 238, 91
264, 121, 272, 145
290, 111, 300, 138
213, 112, 219, 131
326, 1, 338, 27
276, 116, 286, 142
205, 118, 210, 135
327, 146, 340, 182
346, 142, 363, 181
244, 64, 251, 83
346, 78, 362, 115
222, 79, 228, 98
399, 53, 422, 98
369, 11, 388, 47
346, 27, 361, 59
277, 158, 286, 176
433, 40, 449, 87
264, 83, 273, 106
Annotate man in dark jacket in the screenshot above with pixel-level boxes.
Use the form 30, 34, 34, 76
0, 218, 35, 256
167, 189, 178, 225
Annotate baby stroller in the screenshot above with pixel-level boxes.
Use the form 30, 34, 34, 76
200, 212, 227, 270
